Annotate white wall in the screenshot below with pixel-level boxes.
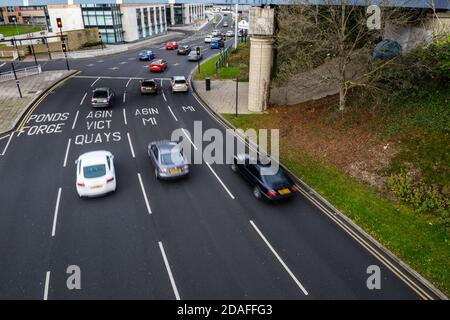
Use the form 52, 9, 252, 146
47, 5, 84, 33
121, 6, 138, 42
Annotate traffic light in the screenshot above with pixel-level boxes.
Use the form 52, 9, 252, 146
61, 42, 67, 52
56, 18, 62, 28
196, 46, 201, 56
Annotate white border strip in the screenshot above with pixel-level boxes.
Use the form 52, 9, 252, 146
137, 173, 152, 214
206, 162, 235, 200
159, 241, 180, 300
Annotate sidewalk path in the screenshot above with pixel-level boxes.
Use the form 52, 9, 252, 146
0, 70, 74, 134
194, 79, 253, 114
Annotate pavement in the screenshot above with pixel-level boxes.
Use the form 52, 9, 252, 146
0, 12, 443, 300
193, 79, 252, 114
0, 70, 75, 134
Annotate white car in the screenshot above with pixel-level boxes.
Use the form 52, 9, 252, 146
75, 151, 116, 197
204, 35, 212, 43
171, 76, 189, 93
225, 31, 234, 37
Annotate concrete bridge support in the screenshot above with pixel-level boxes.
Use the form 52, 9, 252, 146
247, 6, 275, 112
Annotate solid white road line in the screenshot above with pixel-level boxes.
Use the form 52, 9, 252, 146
167, 106, 178, 122
162, 90, 167, 102
1, 132, 14, 156
127, 132, 135, 158
137, 173, 152, 214
181, 128, 198, 150
63, 139, 71, 167
0, 134, 10, 141
123, 92, 126, 103
52, 188, 62, 237
90, 77, 100, 87
160, 79, 163, 87
249, 220, 309, 296
126, 78, 132, 87
123, 108, 128, 125
206, 162, 235, 200
71, 111, 79, 130
0, 62, 6, 68
80, 92, 87, 105
43, 271, 50, 300
158, 241, 180, 300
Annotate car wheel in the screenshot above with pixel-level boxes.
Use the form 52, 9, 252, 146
253, 186, 262, 200
231, 163, 237, 172
155, 168, 160, 180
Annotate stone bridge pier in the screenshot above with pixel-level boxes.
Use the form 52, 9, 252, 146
247, 6, 275, 112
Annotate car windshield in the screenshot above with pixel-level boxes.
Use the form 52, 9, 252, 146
93, 90, 108, 98
160, 151, 184, 166
83, 164, 106, 178
261, 168, 290, 185
142, 81, 155, 87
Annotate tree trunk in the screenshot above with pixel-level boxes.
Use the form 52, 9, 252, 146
339, 84, 346, 111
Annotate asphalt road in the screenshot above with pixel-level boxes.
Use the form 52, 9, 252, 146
0, 14, 436, 300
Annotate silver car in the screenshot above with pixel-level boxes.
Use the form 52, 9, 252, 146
188, 50, 203, 61
170, 76, 189, 93
148, 140, 189, 180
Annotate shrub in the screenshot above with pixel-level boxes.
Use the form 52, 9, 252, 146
386, 170, 449, 219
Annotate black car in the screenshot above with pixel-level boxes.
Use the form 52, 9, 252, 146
231, 154, 298, 201
140, 79, 158, 94
177, 45, 191, 55
91, 87, 115, 108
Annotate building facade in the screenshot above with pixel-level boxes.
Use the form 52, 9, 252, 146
81, 4, 124, 44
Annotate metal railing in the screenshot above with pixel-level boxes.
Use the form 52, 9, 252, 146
214, 45, 233, 75
0, 64, 42, 82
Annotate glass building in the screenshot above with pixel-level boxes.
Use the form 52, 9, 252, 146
81, 4, 123, 44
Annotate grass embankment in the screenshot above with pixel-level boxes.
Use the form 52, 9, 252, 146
222, 86, 450, 295
195, 42, 249, 80
0, 25, 43, 37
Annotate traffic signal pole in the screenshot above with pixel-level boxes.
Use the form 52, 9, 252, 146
57, 18, 70, 71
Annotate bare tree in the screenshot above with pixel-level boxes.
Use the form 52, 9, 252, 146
275, 0, 431, 111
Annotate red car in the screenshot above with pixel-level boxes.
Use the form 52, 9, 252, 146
166, 41, 178, 50
149, 59, 168, 72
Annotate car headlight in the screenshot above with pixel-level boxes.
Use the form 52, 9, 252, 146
182, 165, 189, 170
159, 168, 168, 173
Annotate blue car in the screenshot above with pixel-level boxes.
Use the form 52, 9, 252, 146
139, 50, 156, 60
210, 39, 224, 49
372, 39, 401, 59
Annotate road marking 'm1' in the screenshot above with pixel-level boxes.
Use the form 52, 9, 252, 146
206, 163, 235, 199
63, 139, 71, 167
159, 241, 180, 300
137, 173, 152, 214
43, 271, 50, 300
250, 220, 309, 296
52, 188, 62, 237
127, 132, 135, 158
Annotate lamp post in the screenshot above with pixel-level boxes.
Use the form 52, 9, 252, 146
234, 1, 238, 49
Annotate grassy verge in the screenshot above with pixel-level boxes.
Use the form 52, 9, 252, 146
0, 25, 43, 37
223, 112, 450, 296
195, 42, 249, 81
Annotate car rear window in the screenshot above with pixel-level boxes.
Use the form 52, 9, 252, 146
161, 152, 184, 166
174, 79, 186, 84
142, 81, 155, 87
261, 168, 290, 185
93, 91, 108, 98
83, 164, 106, 178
